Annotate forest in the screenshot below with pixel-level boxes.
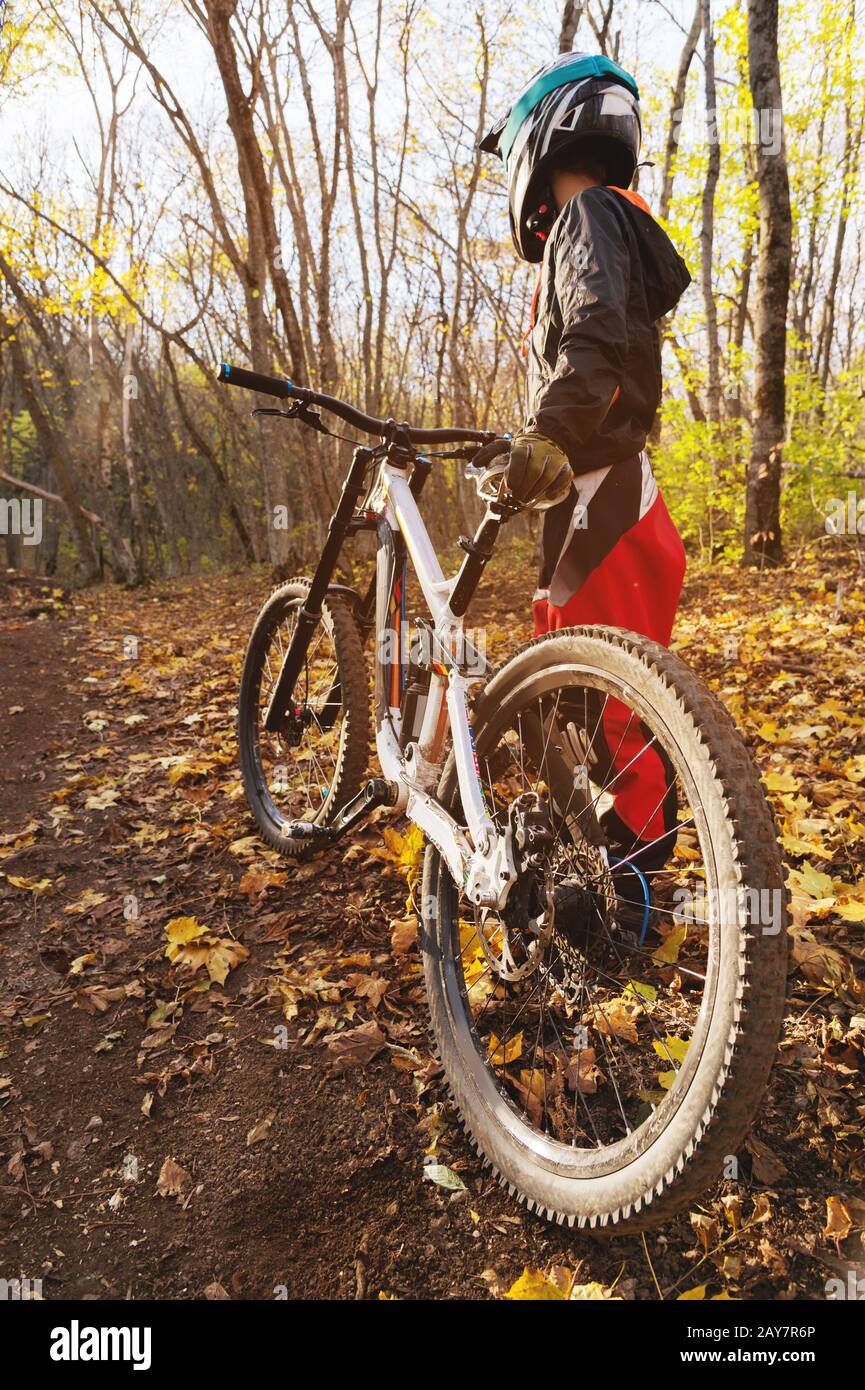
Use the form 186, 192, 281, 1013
1, 0, 863, 579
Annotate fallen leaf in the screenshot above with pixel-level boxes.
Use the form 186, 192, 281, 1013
246, 1110, 276, 1146
486, 1031, 523, 1065
237, 867, 287, 897
423, 1164, 466, 1192
652, 922, 687, 965
5, 875, 52, 894
390, 917, 418, 956
824, 1195, 853, 1246
746, 1134, 788, 1184
505, 1268, 566, 1300
156, 1156, 191, 1200
322, 1019, 386, 1070
203, 1281, 230, 1300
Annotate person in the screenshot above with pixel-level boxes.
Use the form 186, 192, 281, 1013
480, 50, 691, 884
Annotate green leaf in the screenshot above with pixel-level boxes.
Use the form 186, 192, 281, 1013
422, 1164, 466, 1191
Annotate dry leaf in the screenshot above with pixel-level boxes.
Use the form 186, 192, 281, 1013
322, 1019, 386, 1070
246, 1110, 276, 1146
156, 1156, 191, 1200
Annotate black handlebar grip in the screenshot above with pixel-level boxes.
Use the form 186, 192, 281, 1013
217, 363, 293, 399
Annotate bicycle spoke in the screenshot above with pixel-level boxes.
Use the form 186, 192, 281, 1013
450, 667, 712, 1156
254, 600, 346, 823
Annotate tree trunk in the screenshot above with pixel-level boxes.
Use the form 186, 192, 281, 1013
559, 1, 585, 51
700, 0, 722, 427
743, 0, 792, 567
659, 1, 703, 223
121, 322, 145, 572
162, 345, 257, 564
6, 334, 101, 582
648, 0, 702, 452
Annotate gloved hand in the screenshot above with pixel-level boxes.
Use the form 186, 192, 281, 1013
506, 432, 574, 510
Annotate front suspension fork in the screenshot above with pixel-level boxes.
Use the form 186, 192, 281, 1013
263, 446, 374, 733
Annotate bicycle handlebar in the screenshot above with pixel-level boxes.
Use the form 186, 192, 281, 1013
217, 362, 495, 445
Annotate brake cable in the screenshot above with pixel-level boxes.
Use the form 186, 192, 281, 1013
252, 405, 494, 462
251, 402, 366, 448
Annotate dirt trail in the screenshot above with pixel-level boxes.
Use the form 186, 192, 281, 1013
0, 555, 862, 1300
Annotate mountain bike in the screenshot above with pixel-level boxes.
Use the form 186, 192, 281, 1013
219, 362, 788, 1231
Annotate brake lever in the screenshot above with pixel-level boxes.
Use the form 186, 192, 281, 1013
251, 400, 330, 434
466, 455, 512, 504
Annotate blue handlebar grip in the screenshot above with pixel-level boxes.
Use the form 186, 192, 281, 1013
219, 363, 231, 381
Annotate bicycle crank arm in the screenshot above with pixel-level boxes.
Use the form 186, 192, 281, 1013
281, 778, 397, 844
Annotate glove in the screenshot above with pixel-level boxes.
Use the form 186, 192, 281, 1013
506, 432, 574, 510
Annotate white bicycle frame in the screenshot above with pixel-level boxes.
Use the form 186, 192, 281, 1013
372, 462, 518, 909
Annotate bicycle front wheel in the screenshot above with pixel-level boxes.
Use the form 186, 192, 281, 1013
238, 578, 370, 857
422, 626, 788, 1229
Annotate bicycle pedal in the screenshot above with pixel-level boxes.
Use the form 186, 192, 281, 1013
282, 821, 337, 843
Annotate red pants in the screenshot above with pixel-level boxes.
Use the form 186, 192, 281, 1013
533, 491, 686, 857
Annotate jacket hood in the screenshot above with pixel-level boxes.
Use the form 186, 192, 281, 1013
607, 188, 691, 319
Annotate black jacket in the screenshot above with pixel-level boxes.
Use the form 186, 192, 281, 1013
525, 186, 690, 472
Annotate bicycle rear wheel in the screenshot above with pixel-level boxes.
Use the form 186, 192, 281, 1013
422, 626, 788, 1229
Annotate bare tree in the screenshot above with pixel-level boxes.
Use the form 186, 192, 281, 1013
743, 0, 792, 566
559, 0, 585, 51
699, 0, 722, 426
659, 1, 703, 223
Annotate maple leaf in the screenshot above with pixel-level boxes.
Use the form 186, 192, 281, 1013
237, 867, 287, 897
654, 1034, 690, 1088
228, 835, 260, 857
322, 1019, 386, 1070
347, 973, 389, 1009
789, 861, 834, 900
765, 769, 798, 793
369, 825, 424, 883
164, 917, 248, 984
84, 786, 120, 810
564, 1047, 602, 1095
164, 916, 208, 952
505, 1269, 567, 1301
652, 921, 687, 965
504, 1267, 621, 1301
205, 939, 248, 985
